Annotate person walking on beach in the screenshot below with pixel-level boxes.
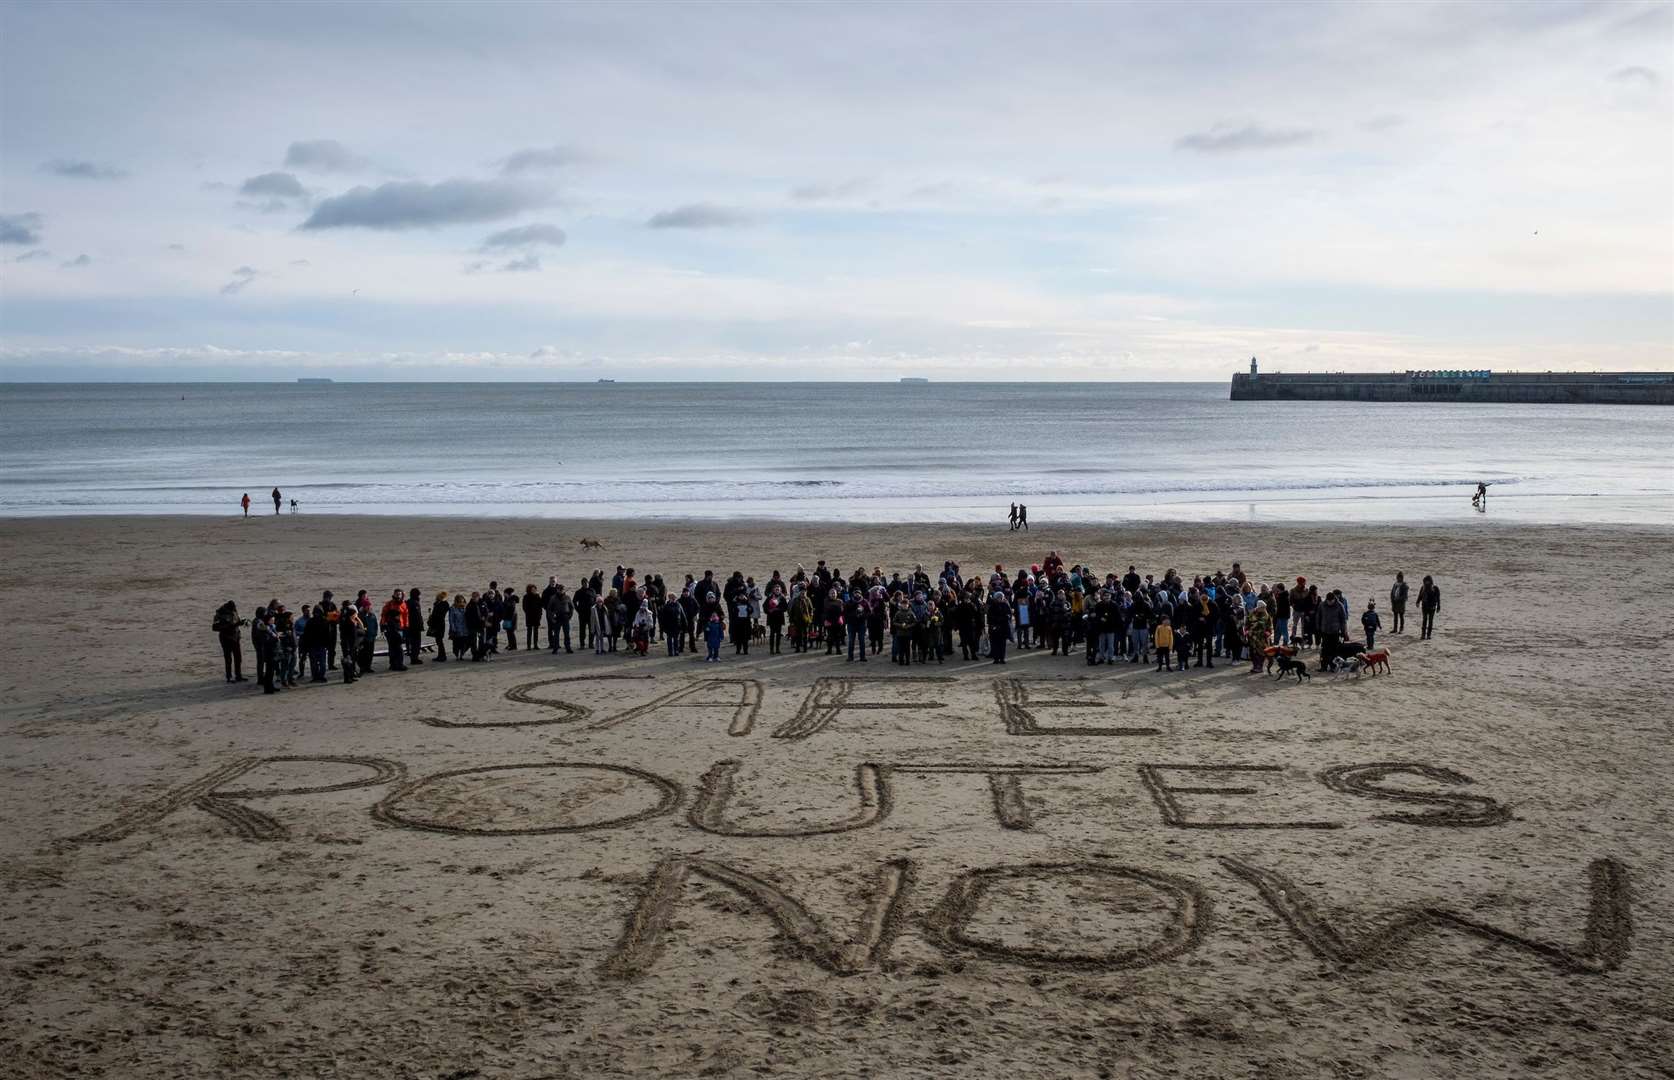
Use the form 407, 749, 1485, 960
213, 601, 247, 682
1418, 575, 1441, 640
1361, 599, 1381, 652
1389, 572, 1408, 634
1008, 503, 1018, 531
271, 487, 282, 515
1017, 503, 1028, 531
240, 492, 250, 518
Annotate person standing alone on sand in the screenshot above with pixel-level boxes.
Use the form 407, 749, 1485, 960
271, 487, 282, 515
1389, 572, 1408, 633
240, 492, 250, 518
1418, 575, 1441, 640
213, 601, 246, 682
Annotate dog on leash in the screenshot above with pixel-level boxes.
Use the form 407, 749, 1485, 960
579, 537, 604, 551
1355, 648, 1392, 675
1272, 655, 1311, 682
1262, 643, 1298, 673
751, 623, 767, 643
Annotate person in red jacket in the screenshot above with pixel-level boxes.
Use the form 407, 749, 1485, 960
380, 590, 409, 671
240, 492, 250, 518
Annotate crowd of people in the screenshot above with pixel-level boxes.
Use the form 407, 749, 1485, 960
211, 553, 1442, 693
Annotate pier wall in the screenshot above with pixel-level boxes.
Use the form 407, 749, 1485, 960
1230, 372, 1674, 405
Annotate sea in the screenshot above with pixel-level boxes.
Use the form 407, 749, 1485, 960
2, 382, 1671, 524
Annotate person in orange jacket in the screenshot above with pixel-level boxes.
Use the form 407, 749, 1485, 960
380, 590, 409, 671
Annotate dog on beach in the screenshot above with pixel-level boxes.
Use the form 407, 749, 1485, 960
1262, 643, 1298, 673
1272, 655, 1311, 682
752, 624, 767, 643
1355, 648, 1392, 675
579, 538, 604, 551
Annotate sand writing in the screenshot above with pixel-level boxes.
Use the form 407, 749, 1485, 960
371, 763, 683, 836
1139, 763, 1341, 830
772, 676, 954, 740
1220, 856, 1630, 973
924, 863, 1209, 970
1316, 762, 1512, 827
600, 857, 914, 980
689, 761, 1102, 836
993, 678, 1161, 737
599, 855, 1627, 979
64, 755, 406, 845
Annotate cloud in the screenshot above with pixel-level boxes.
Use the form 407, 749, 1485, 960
289, 258, 312, 267
497, 144, 585, 174
61, 253, 92, 269
1360, 114, 1405, 132
479, 223, 567, 249
1175, 123, 1318, 153
284, 139, 370, 172
1609, 65, 1658, 86
906, 181, 957, 201
240, 171, 307, 198
13, 249, 52, 263
41, 158, 126, 180
167, 243, 187, 252
789, 177, 870, 201
0, 211, 45, 245
500, 254, 542, 272
300, 178, 551, 230
646, 203, 751, 229
220, 265, 259, 295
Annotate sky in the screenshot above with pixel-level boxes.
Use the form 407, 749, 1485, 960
1, 0, 1671, 381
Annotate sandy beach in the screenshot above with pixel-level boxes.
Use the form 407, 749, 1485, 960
2, 514, 1671, 1079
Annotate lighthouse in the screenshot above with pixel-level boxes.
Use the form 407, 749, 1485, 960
1249, 356, 1258, 376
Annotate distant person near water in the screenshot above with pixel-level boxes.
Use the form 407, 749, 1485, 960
1008, 503, 1018, 530
1472, 482, 1489, 511
240, 492, 250, 517
272, 487, 282, 514
1017, 503, 1028, 531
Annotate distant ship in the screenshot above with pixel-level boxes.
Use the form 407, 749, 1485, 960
597, 378, 617, 384
296, 377, 333, 384
899, 377, 929, 384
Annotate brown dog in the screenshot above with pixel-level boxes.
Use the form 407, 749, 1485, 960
579, 538, 604, 551
1355, 648, 1391, 675
1262, 643, 1298, 673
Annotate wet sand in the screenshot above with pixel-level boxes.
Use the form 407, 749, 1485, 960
1, 515, 1671, 1079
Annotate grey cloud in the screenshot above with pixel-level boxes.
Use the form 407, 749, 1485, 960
646, 203, 751, 229
906, 181, 957, 201
290, 258, 312, 267
790, 177, 870, 200
480, 223, 567, 249
167, 243, 187, 252
300, 178, 551, 230
498, 144, 585, 174
41, 158, 127, 180
0, 211, 45, 245
284, 139, 370, 172
61, 253, 92, 269
1175, 123, 1317, 153
13, 249, 52, 263
500, 254, 542, 272
1360, 114, 1405, 132
220, 265, 259, 295
1610, 65, 1658, 85
240, 171, 307, 198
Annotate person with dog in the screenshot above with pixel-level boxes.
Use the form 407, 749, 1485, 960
1246, 601, 1272, 674
1316, 588, 1347, 671
1361, 599, 1381, 651
1389, 572, 1409, 633
1418, 575, 1441, 639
